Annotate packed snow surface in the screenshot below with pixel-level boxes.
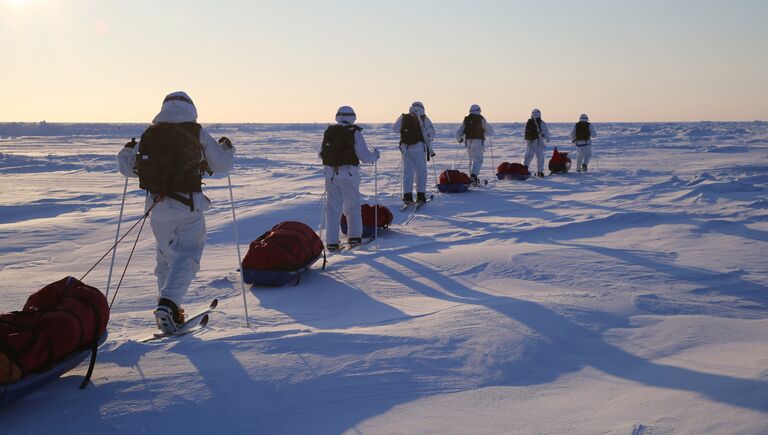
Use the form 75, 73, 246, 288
1, 121, 767, 434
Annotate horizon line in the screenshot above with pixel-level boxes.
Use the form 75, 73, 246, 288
1, 119, 766, 125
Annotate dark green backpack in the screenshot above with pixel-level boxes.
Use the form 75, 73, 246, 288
463, 114, 485, 140
400, 113, 424, 145
136, 122, 211, 207
320, 124, 360, 167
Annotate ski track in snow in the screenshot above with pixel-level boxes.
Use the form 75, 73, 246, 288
1, 122, 768, 433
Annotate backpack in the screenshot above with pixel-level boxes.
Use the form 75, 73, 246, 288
320, 124, 361, 167
524, 118, 542, 140
136, 122, 211, 207
574, 121, 591, 141
463, 114, 485, 140
400, 113, 424, 145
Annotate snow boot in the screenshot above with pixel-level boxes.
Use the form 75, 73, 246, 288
326, 243, 341, 252
416, 192, 428, 203
581, 164, 587, 172
536, 171, 545, 178
348, 237, 362, 247
470, 174, 479, 186
402, 192, 414, 204
154, 297, 185, 334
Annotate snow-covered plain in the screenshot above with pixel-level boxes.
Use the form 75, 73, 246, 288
1, 121, 767, 434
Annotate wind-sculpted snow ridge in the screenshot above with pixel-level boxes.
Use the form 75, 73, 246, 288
0, 123, 767, 433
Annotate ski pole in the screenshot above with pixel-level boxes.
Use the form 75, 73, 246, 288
105, 175, 129, 299
430, 149, 441, 204
452, 137, 463, 170
383, 155, 404, 210
318, 171, 332, 248
227, 174, 250, 327
374, 160, 378, 249
488, 137, 496, 183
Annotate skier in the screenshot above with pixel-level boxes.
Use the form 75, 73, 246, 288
116, 91, 234, 334
393, 101, 435, 204
319, 106, 380, 251
522, 108, 551, 177
455, 104, 494, 185
570, 113, 597, 172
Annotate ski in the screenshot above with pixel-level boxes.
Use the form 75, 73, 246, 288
399, 202, 416, 212
324, 237, 375, 258
413, 195, 434, 211
139, 298, 218, 343
344, 237, 376, 251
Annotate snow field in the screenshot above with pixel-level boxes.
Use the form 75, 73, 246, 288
1, 121, 767, 433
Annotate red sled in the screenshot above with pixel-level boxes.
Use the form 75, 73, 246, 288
1, 276, 109, 407
548, 147, 572, 174
340, 203, 393, 238
241, 221, 324, 287
438, 169, 471, 193
497, 162, 531, 180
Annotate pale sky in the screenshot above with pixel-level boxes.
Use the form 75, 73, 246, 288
1, 0, 766, 123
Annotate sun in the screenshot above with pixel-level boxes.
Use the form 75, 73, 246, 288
5, 0, 32, 7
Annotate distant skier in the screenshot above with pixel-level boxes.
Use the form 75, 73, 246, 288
319, 106, 380, 251
570, 113, 597, 172
522, 108, 550, 177
116, 91, 234, 334
455, 104, 494, 185
393, 101, 435, 204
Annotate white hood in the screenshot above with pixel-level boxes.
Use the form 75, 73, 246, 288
152, 91, 198, 124
335, 105, 357, 125
409, 101, 425, 116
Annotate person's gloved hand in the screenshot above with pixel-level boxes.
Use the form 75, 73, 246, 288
458, 138, 464, 144
372, 148, 380, 161
218, 136, 233, 149
124, 137, 137, 148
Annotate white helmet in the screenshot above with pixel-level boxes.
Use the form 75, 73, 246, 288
531, 108, 542, 119
469, 104, 481, 114
335, 106, 357, 125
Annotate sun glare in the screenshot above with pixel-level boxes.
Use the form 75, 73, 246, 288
4, 0, 45, 8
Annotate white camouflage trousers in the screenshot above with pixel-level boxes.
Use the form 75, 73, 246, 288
522, 139, 546, 173
324, 165, 362, 244
466, 139, 485, 177
402, 141, 428, 194
576, 144, 592, 168
150, 211, 206, 307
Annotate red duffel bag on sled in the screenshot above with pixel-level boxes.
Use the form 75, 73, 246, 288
1, 276, 109, 407
241, 221, 324, 287
548, 147, 572, 174
341, 203, 393, 238
438, 170, 471, 193
497, 162, 531, 180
